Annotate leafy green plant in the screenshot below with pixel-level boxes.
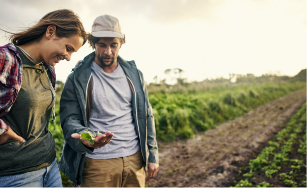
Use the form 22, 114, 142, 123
178, 126, 194, 139
148, 82, 305, 142
279, 173, 291, 181
236, 91, 247, 104
222, 93, 237, 106
290, 165, 301, 170
268, 141, 279, 148
243, 172, 253, 178
80, 129, 102, 145
171, 108, 190, 131
249, 157, 268, 171
234, 179, 253, 187
273, 153, 288, 164
284, 179, 297, 187
265, 169, 278, 178
289, 159, 303, 165
298, 139, 306, 156
257, 181, 273, 187
234, 103, 306, 187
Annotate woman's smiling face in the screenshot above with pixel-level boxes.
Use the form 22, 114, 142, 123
42, 34, 84, 66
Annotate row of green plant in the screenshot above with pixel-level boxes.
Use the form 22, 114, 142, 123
233, 103, 306, 187
150, 82, 305, 141
49, 81, 305, 185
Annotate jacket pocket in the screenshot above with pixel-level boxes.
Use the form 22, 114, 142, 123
0, 139, 20, 147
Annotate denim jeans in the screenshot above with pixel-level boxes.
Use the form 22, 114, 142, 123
0, 158, 62, 187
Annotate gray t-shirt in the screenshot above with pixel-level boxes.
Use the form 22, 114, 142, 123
86, 62, 140, 159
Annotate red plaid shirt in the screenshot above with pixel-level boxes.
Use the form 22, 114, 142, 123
0, 43, 56, 135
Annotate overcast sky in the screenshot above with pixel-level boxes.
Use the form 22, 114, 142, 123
0, 0, 305, 83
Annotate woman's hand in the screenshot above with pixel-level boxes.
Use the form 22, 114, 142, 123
0, 127, 25, 144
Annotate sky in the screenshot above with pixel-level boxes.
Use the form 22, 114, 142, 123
0, 0, 305, 84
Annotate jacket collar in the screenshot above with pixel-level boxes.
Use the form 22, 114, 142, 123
6, 43, 56, 88
5, 43, 21, 61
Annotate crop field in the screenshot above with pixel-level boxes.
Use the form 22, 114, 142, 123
232, 104, 306, 187
147, 88, 306, 187
150, 82, 305, 141
48, 81, 306, 186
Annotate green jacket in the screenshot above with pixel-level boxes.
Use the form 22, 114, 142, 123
58, 52, 159, 185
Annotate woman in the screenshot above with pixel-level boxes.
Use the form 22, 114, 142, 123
0, 9, 87, 187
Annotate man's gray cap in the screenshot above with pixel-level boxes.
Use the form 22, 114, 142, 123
91, 14, 124, 38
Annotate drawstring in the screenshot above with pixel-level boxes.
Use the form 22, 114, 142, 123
16, 46, 40, 64
42, 65, 56, 122
16, 45, 56, 122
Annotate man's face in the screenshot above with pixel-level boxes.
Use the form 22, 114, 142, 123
94, 37, 122, 67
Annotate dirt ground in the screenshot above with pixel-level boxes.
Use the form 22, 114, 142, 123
147, 88, 306, 187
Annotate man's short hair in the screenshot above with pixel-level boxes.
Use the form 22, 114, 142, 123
88, 34, 125, 49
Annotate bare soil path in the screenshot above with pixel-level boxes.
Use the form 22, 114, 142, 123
147, 89, 306, 187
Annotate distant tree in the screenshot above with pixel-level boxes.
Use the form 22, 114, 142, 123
160, 79, 167, 85
164, 69, 173, 85
164, 69, 172, 75
153, 75, 158, 85
173, 68, 184, 78
291, 69, 306, 82
174, 68, 184, 91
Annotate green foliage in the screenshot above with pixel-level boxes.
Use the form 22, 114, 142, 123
236, 91, 247, 104
49, 81, 306, 186
158, 108, 176, 142
222, 93, 236, 106
178, 126, 194, 139
273, 153, 288, 164
148, 82, 305, 142
249, 157, 268, 171
48, 97, 73, 186
284, 179, 297, 187
249, 90, 259, 98
233, 103, 306, 187
265, 169, 278, 178
80, 129, 101, 145
268, 141, 279, 148
243, 172, 253, 178
193, 119, 210, 131
208, 99, 222, 113
291, 68, 306, 81
257, 181, 273, 187
171, 108, 190, 131
278, 172, 291, 180
233, 179, 253, 187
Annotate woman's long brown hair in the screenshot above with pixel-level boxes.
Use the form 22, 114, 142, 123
9, 9, 87, 45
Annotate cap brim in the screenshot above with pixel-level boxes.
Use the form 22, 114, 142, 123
92, 31, 124, 38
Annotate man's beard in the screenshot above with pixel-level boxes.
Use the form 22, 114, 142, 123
96, 52, 114, 67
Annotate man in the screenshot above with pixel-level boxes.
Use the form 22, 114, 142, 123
58, 14, 159, 187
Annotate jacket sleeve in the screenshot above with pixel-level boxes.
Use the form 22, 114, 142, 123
0, 119, 8, 135
0, 47, 15, 135
138, 70, 159, 164
60, 73, 94, 154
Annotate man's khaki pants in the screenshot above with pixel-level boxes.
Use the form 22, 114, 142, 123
81, 150, 145, 187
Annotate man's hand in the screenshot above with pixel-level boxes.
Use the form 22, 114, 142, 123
0, 127, 25, 145
71, 131, 114, 149
145, 162, 159, 182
